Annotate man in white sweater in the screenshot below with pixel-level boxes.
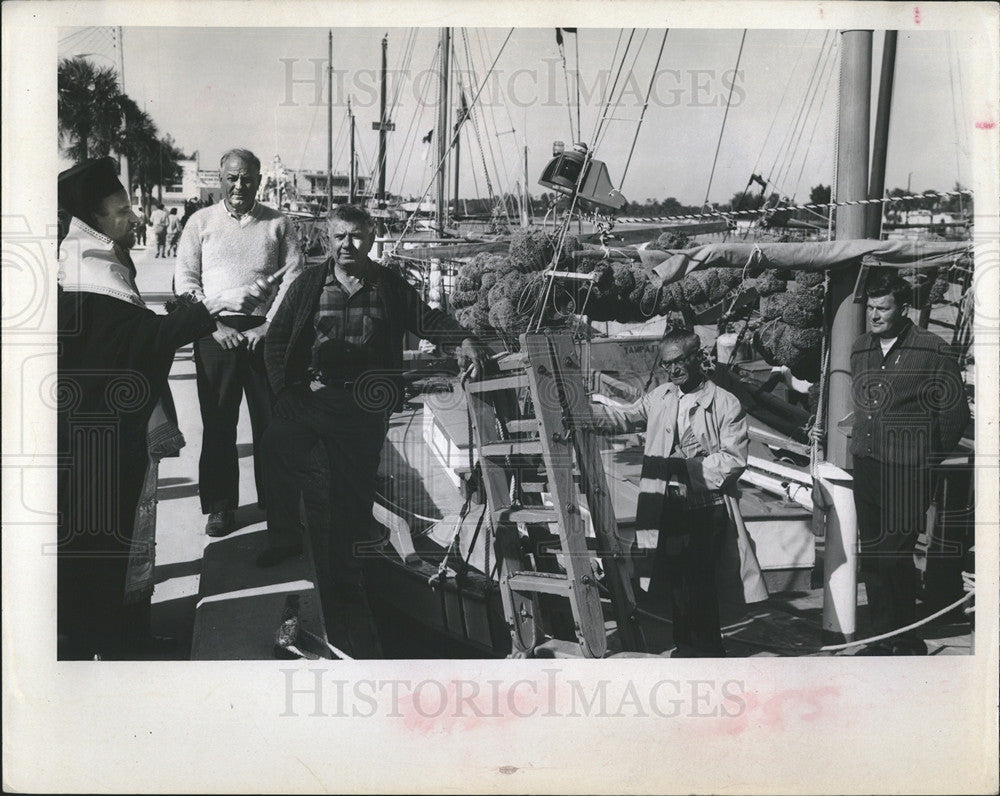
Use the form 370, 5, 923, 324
175, 148, 303, 537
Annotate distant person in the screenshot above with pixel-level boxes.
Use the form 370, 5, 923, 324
181, 197, 200, 230
850, 269, 970, 655
56, 157, 262, 659
150, 202, 169, 258
133, 205, 148, 247
175, 148, 303, 538
166, 208, 182, 257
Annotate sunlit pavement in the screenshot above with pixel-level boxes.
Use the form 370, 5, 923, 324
133, 242, 266, 658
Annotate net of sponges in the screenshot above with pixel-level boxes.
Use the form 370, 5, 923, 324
754, 319, 824, 381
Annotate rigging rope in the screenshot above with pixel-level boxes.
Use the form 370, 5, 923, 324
590, 29, 636, 147
946, 32, 966, 213
385, 31, 428, 193
395, 28, 515, 243
749, 31, 810, 183
557, 30, 576, 141
790, 50, 838, 203
703, 30, 748, 206
609, 189, 975, 224
619, 29, 670, 191
574, 30, 582, 141
766, 31, 831, 192
594, 29, 650, 154
778, 34, 837, 199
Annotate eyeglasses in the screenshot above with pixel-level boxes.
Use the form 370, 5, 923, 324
658, 353, 693, 371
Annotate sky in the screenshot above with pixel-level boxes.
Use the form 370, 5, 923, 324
57, 25, 978, 207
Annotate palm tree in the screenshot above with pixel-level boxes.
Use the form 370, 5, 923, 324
58, 56, 123, 160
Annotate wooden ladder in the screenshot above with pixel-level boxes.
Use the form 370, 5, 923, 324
464, 330, 644, 657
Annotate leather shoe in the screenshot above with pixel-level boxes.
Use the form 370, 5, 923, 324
206, 510, 236, 537
256, 542, 304, 568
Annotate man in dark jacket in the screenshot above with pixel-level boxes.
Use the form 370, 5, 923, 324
850, 269, 970, 655
259, 204, 487, 656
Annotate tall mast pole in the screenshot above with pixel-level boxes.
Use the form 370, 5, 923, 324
453, 103, 461, 220
327, 29, 333, 210
866, 30, 897, 239
348, 97, 357, 204
377, 34, 389, 206
828, 29, 872, 469
436, 28, 451, 234
521, 143, 530, 227
819, 29, 872, 646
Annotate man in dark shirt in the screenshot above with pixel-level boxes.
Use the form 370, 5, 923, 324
850, 269, 970, 655
260, 204, 488, 656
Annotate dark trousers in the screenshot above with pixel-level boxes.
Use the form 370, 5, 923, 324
261, 388, 388, 657
853, 455, 932, 648
194, 335, 272, 514
651, 502, 728, 657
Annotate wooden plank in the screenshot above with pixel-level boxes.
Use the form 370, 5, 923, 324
464, 391, 514, 525
539, 331, 646, 653
481, 440, 543, 458
494, 523, 542, 653
496, 352, 528, 371
505, 419, 539, 434
496, 506, 558, 524
522, 331, 607, 659
464, 373, 531, 393
507, 571, 573, 595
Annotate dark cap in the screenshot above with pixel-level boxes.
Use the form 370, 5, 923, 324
58, 157, 126, 220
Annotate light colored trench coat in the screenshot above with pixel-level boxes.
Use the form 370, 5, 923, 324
595, 379, 769, 604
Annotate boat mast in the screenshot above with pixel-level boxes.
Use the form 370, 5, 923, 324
453, 93, 462, 219
521, 143, 530, 227
327, 29, 333, 210
866, 30, 898, 239
827, 29, 872, 470
376, 34, 389, 207
436, 27, 451, 234
348, 97, 357, 204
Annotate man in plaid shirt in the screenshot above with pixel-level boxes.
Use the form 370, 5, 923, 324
260, 204, 488, 657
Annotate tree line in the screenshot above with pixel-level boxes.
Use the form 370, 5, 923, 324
58, 56, 188, 210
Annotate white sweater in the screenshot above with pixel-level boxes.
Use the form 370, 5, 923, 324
174, 201, 303, 321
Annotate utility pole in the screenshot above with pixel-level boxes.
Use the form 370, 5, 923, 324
114, 27, 131, 204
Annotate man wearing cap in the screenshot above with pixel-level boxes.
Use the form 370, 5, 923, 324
175, 148, 303, 538
57, 157, 262, 659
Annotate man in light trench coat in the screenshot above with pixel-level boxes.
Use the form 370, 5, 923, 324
592, 328, 768, 657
